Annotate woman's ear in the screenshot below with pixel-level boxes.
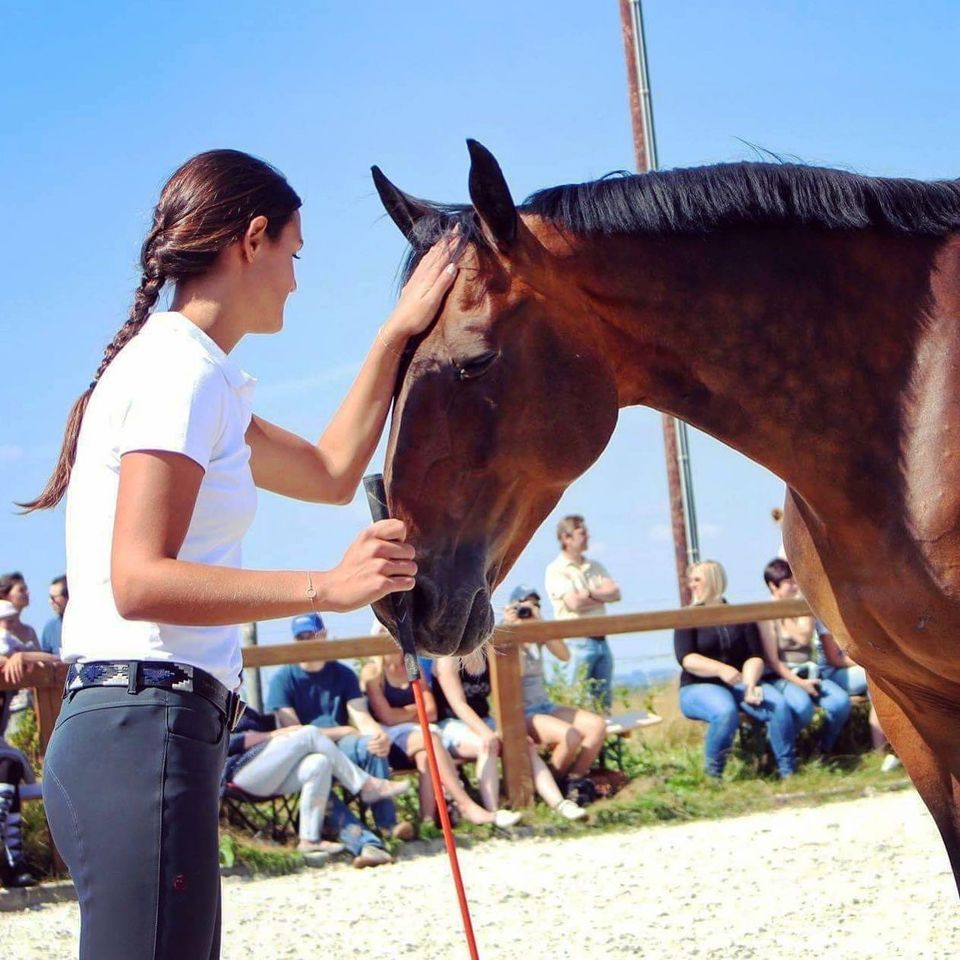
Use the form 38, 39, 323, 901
241, 215, 270, 262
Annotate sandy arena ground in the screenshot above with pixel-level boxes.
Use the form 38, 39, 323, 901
4, 788, 959, 959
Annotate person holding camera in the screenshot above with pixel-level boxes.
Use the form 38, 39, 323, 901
758, 558, 851, 754
544, 515, 621, 712
506, 585, 606, 804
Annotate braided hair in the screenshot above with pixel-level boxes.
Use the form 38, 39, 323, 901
21, 149, 301, 511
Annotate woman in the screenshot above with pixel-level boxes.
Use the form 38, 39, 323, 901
0, 573, 42, 732
24, 149, 456, 960
224, 707, 409, 865
508, 585, 606, 802
360, 651, 522, 828
758, 558, 851, 755
674, 560, 797, 778
434, 654, 588, 821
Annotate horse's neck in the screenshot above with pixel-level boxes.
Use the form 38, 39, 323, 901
571, 226, 939, 514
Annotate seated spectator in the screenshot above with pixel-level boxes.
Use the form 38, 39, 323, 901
817, 619, 899, 769
674, 560, 796, 779
434, 653, 588, 820
360, 651, 522, 828
0, 574, 42, 733
0, 600, 58, 684
41, 576, 68, 656
265, 613, 414, 842
224, 706, 408, 867
758, 559, 851, 755
0, 686, 37, 888
507, 585, 606, 804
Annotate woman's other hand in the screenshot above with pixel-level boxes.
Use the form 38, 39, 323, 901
321, 519, 417, 612
743, 684, 764, 706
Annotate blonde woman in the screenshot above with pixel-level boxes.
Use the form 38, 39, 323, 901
673, 560, 797, 778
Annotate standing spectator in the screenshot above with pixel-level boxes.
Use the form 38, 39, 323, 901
674, 561, 797, 779
508, 586, 606, 805
544, 515, 621, 711
41, 576, 68, 656
0, 577, 42, 734
758, 559, 851, 755
265, 613, 415, 842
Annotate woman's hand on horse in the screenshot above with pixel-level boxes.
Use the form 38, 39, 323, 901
322, 519, 418, 611
383, 236, 458, 339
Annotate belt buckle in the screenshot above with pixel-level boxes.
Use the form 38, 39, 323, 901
227, 693, 246, 731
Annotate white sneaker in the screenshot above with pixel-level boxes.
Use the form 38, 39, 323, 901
881, 754, 902, 773
555, 799, 589, 821
493, 809, 523, 828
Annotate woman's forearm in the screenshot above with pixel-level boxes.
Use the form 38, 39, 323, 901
681, 653, 729, 679
113, 559, 334, 625
311, 332, 405, 499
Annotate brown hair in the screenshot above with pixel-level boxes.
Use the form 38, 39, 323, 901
555, 514, 585, 544
21, 149, 301, 511
0, 572, 25, 600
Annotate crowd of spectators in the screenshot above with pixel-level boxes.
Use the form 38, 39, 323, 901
675, 556, 899, 779
0, 517, 898, 886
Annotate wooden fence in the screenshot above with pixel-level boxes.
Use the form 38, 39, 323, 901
4, 598, 810, 811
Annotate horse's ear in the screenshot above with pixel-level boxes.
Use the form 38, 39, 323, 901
466, 139, 517, 250
371, 166, 432, 241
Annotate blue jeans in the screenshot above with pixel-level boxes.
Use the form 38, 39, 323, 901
820, 664, 868, 697
568, 637, 614, 711
679, 681, 797, 778
333, 732, 396, 830
774, 678, 852, 752
324, 795, 385, 855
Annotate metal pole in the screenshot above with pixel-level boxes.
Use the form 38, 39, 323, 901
619, 0, 700, 602
241, 621, 263, 712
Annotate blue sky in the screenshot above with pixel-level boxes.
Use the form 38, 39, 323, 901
3, 2, 958, 675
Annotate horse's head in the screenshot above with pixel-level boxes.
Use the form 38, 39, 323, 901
372, 141, 619, 656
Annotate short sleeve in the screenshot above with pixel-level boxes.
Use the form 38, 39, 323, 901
265, 667, 295, 713
743, 622, 764, 659
545, 565, 571, 604
674, 627, 697, 665
119, 356, 227, 470
339, 666, 362, 701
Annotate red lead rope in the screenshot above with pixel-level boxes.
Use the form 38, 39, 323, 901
411, 678, 481, 960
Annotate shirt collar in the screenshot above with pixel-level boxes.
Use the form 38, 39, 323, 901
148, 311, 257, 395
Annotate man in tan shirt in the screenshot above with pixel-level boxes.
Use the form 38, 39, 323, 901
544, 515, 621, 711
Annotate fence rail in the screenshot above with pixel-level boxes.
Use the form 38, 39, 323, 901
4, 598, 812, 813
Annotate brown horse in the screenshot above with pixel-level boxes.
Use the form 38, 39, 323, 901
372, 140, 960, 890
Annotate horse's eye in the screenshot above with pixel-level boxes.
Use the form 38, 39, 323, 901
456, 351, 499, 381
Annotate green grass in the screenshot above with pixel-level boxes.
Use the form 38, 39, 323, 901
16, 682, 909, 881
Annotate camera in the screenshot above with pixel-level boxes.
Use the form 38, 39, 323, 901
514, 600, 539, 620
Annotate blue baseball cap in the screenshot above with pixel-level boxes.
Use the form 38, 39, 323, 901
509, 584, 541, 604
291, 612, 325, 637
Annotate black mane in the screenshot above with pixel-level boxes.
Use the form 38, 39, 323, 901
401, 162, 960, 282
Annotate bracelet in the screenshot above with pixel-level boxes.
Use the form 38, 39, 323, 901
376, 326, 405, 358
305, 571, 318, 612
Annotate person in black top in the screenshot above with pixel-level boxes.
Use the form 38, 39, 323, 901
674, 560, 797, 778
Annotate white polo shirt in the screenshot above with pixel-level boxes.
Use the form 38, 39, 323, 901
62, 311, 257, 689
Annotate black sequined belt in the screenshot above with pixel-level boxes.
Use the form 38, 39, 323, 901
65, 660, 246, 730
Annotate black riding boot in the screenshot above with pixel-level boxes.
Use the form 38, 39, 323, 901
0, 782, 37, 888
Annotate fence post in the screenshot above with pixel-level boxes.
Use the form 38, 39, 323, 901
489, 638, 533, 808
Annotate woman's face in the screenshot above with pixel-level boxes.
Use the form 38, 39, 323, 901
245, 210, 303, 334
8, 580, 28, 611
688, 571, 707, 602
